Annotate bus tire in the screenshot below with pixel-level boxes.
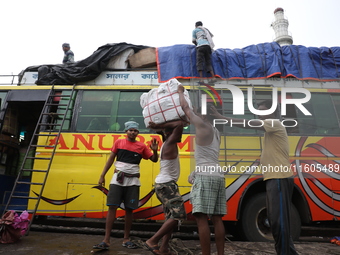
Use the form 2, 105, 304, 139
239, 192, 301, 242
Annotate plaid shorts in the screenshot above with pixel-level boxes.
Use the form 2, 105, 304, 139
190, 175, 227, 216
155, 181, 187, 221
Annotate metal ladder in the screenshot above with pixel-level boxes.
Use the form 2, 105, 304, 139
2, 85, 76, 233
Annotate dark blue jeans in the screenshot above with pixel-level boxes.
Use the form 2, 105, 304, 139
266, 178, 298, 255
196, 45, 213, 73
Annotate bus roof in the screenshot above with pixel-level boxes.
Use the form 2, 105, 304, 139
2, 42, 340, 89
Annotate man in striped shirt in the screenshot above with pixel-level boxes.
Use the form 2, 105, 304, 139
93, 121, 159, 250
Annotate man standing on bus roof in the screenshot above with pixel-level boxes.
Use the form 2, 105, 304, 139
178, 85, 226, 255
192, 21, 216, 83
62, 43, 75, 64
145, 120, 187, 255
93, 121, 159, 250
210, 100, 298, 255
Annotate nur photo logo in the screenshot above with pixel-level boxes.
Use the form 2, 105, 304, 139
200, 84, 312, 128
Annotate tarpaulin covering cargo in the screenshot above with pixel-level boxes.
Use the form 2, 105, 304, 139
20, 43, 149, 85
156, 42, 340, 82
140, 78, 192, 128
19, 42, 340, 85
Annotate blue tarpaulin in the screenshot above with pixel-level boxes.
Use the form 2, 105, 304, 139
156, 42, 340, 82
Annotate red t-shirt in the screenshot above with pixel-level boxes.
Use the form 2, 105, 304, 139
111, 139, 152, 165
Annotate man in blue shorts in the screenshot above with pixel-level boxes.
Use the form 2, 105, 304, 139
93, 121, 159, 250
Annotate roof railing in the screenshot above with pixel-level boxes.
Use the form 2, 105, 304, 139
0, 74, 19, 85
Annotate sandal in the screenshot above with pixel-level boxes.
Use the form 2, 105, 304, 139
144, 242, 161, 255
93, 241, 109, 250
122, 240, 138, 249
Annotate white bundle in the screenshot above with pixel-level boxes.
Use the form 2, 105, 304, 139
140, 78, 192, 128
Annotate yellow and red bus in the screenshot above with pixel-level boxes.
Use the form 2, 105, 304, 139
0, 71, 340, 241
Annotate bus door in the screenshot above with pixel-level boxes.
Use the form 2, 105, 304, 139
0, 90, 48, 212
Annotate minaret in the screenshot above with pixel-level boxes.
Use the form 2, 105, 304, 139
271, 7, 293, 46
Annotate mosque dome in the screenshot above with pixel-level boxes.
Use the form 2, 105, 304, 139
274, 7, 284, 14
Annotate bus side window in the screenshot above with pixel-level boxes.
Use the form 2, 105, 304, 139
75, 91, 119, 132
116, 92, 147, 132
293, 93, 340, 136
281, 95, 299, 135
75, 91, 150, 133
329, 94, 340, 135
219, 90, 258, 136
56, 90, 75, 131
41, 90, 76, 131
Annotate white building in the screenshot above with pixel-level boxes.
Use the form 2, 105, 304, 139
271, 7, 293, 46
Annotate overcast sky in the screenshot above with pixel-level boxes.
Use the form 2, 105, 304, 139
1, 0, 339, 75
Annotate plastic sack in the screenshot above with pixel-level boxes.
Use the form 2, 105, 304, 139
0, 210, 30, 243
140, 78, 192, 128
13, 210, 29, 236
0, 211, 21, 244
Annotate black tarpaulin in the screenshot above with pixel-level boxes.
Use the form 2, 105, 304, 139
20, 43, 150, 85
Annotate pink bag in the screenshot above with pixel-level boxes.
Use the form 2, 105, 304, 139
0, 211, 21, 244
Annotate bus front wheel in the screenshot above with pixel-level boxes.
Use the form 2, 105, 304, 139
239, 192, 301, 242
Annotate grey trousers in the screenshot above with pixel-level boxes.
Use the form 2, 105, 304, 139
266, 178, 298, 255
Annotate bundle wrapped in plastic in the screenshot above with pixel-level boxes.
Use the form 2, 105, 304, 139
0, 210, 30, 244
140, 78, 192, 128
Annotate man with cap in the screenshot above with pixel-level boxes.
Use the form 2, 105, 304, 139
93, 121, 159, 250
62, 43, 75, 64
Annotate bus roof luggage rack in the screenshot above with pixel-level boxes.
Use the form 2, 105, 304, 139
2, 84, 76, 235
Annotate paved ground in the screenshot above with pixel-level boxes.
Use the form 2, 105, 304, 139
1, 218, 339, 254
0, 230, 339, 255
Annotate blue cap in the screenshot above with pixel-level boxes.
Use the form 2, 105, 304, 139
124, 121, 139, 131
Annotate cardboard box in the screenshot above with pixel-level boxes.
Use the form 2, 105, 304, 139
128, 47, 156, 68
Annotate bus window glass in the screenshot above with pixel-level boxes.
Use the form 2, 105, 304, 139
55, 90, 76, 131
76, 91, 120, 132
219, 89, 258, 135
76, 91, 151, 133
211, 88, 304, 136
293, 93, 340, 135
330, 94, 340, 134
0, 92, 7, 109
279, 93, 299, 134
116, 91, 149, 132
